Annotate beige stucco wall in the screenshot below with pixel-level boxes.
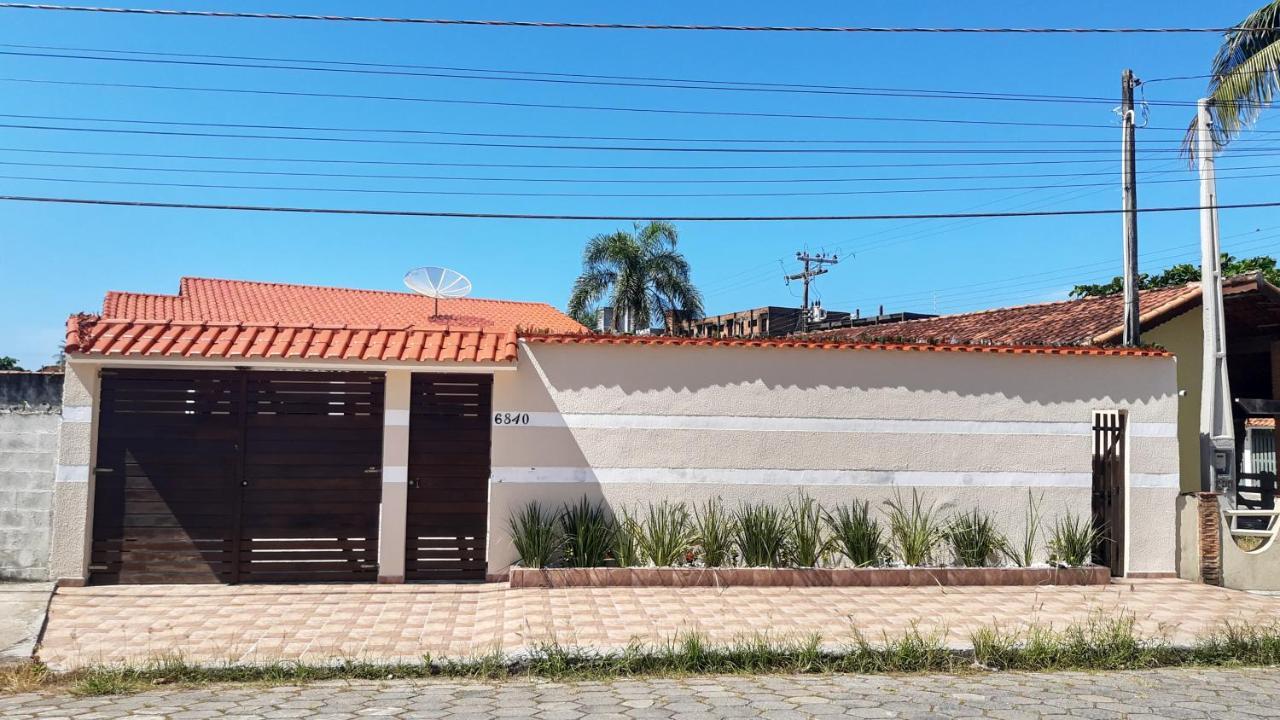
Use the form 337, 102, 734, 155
1223, 538, 1280, 591
488, 341, 1181, 577
1175, 493, 1203, 582
48, 359, 100, 582
50, 343, 1182, 584
1144, 308, 1204, 494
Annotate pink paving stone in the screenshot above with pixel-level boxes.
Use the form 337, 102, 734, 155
36, 579, 1280, 670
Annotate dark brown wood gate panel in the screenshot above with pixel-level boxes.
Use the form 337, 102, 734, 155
91, 368, 384, 585
1091, 411, 1127, 577
406, 374, 492, 581
239, 371, 384, 582
91, 369, 241, 584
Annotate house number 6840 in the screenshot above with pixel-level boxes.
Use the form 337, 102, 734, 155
493, 412, 531, 425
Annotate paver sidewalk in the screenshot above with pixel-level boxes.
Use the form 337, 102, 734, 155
5, 667, 1280, 718
38, 579, 1280, 670
0, 582, 53, 665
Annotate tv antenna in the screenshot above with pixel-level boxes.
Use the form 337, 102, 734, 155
404, 266, 472, 318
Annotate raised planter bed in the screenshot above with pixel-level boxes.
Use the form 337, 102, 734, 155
508, 565, 1110, 589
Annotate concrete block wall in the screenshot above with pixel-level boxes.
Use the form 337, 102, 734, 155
0, 372, 64, 580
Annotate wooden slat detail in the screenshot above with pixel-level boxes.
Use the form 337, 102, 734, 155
92, 368, 384, 586
238, 371, 383, 582
405, 373, 493, 582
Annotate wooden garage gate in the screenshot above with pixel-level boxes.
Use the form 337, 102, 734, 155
90, 368, 385, 584
405, 373, 492, 581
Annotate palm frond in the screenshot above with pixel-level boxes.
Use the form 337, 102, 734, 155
569, 221, 701, 334
1200, 2, 1280, 146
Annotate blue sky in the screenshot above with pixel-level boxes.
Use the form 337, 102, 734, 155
3, 1, 1280, 368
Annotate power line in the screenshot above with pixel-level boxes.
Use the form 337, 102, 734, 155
5, 119, 1265, 155
864, 230, 1280, 310
15, 113, 1272, 148
0, 77, 1163, 130
5, 194, 1280, 221
10, 48, 1262, 110
13, 158, 1279, 185
8, 165, 1280, 198
0, 146, 1181, 171
701, 158, 1193, 295
0, 49, 1217, 107
0, 43, 1172, 104
0, 5, 1262, 33
7, 41, 1280, 126
0, 112, 1224, 145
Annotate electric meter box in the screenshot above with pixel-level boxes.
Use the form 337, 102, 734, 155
1211, 436, 1237, 495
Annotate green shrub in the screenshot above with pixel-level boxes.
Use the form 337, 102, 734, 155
945, 509, 1007, 567
884, 490, 946, 566
1046, 512, 1103, 567
734, 502, 789, 567
1000, 489, 1044, 567
611, 509, 642, 567
559, 496, 614, 568
787, 493, 830, 567
692, 498, 736, 567
636, 501, 695, 567
826, 500, 886, 567
508, 501, 563, 568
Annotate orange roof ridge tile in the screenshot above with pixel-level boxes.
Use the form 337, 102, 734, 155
177, 275, 562, 309
518, 332, 1169, 358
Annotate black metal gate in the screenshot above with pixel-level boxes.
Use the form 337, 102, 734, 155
405, 373, 492, 581
91, 368, 384, 584
1091, 411, 1126, 576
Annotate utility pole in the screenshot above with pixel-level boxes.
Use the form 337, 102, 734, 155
784, 251, 838, 333
1197, 98, 1235, 497
1121, 69, 1141, 346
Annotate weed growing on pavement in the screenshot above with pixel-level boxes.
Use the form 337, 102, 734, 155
26, 616, 1280, 696
970, 613, 1175, 671
0, 662, 51, 694
1191, 620, 1280, 666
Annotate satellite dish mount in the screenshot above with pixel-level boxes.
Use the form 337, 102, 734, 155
404, 266, 472, 318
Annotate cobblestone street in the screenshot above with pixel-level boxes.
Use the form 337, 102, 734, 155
5, 667, 1280, 718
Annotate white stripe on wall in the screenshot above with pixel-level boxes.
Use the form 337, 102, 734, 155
382, 465, 408, 484
493, 412, 1176, 438
384, 409, 411, 427
61, 406, 92, 423
491, 467, 1180, 489
55, 464, 90, 483
1131, 473, 1182, 488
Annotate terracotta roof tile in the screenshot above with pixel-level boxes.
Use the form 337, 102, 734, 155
520, 333, 1170, 358
812, 282, 1205, 346
68, 276, 584, 363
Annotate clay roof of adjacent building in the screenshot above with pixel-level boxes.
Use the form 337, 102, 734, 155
811, 277, 1236, 347
67, 277, 585, 363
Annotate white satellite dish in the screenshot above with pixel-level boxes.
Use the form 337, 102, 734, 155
404, 266, 472, 317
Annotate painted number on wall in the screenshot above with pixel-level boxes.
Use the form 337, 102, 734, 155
493, 412, 531, 426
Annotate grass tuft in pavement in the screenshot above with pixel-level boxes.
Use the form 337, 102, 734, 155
11, 614, 1280, 697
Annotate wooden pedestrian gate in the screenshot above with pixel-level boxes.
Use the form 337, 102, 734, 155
1091, 411, 1126, 577
91, 368, 384, 584
405, 373, 493, 581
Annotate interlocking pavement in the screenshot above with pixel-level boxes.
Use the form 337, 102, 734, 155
6, 667, 1280, 718
37, 579, 1280, 671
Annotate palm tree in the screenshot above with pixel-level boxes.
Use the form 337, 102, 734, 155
567, 221, 703, 333
1192, 2, 1280, 147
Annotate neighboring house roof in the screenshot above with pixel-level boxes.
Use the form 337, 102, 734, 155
812, 276, 1254, 347
67, 277, 585, 363
522, 333, 1169, 358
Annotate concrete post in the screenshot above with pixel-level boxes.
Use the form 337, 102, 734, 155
48, 361, 99, 585
377, 370, 411, 583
